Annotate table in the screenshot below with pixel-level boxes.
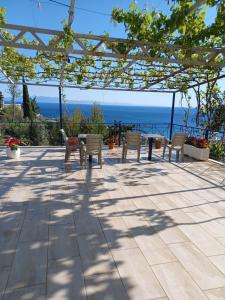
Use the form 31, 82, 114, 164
142, 133, 165, 161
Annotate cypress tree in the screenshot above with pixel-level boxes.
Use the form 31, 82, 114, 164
22, 77, 33, 120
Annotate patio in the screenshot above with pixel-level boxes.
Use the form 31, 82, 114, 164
0, 146, 225, 299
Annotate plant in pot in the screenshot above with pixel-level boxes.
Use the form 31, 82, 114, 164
155, 139, 162, 149
107, 136, 114, 149
5, 137, 21, 159
184, 136, 210, 160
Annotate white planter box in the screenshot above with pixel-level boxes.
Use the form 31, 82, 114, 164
184, 144, 209, 161
6, 147, 21, 159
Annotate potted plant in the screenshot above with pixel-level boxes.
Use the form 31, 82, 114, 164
155, 139, 162, 149
5, 137, 21, 159
184, 136, 210, 160
107, 136, 114, 149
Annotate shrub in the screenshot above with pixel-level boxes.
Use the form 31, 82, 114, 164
210, 142, 225, 161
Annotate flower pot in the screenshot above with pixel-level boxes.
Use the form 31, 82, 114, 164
108, 142, 114, 150
6, 147, 21, 159
155, 140, 162, 149
184, 144, 209, 161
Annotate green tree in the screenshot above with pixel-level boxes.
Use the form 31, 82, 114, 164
7, 83, 21, 121
30, 96, 40, 116
70, 107, 85, 136
22, 78, 33, 120
89, 102, 107, 135
211, 91, 225, 131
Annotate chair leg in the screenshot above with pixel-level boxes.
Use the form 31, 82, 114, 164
65, 148, 70, 163
137, 149, 140, 162
163, 144, 166, 159
176, 150, 179, 162
124, 148, 127, 160
98, 152, 102, 168
122, 146, 125, 160
181, 148, 184, 162
84, 153, 87, 168
80, 149, 84, 167
169, 148, 172, 162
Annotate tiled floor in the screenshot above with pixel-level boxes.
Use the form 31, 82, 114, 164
0, 146, 225, 300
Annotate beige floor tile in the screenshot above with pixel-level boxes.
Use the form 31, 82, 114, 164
112, 248, 165, 299
204, 287, 225, 300
158, 225, 189, 244
78, 233, 116, 276
179, 223, 225, 256
169, 242, 225, 290
20, 221, 48, 242
209, 255, 225, 276
50, 207, 74, 225
85, 272, 128, 300
74, 211, 102, 236
48, 224, 79, 260
47, 257, 86, 300
100, 216, 138, 250
0, 267, 10, 291
133, 227, 176, 265
187, 211, 225, 238
1, 147, 225, 300
0, 227, 19, 268
7, 241, 47, 289
152, 262, 208, 300
4, 284, 46, 300
217, 237, 225, 247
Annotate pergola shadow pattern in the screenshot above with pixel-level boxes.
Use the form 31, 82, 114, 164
0, 146, 225, 299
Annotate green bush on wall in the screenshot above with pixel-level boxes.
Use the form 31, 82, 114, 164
210, 142, 225, 162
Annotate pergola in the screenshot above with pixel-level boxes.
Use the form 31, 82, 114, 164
0, 0, 225, 139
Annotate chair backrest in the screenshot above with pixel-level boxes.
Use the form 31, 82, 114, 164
86, 134, 102, 152
60, 129, 68, 142
171, 132, 187, 147
126, 131, 141, 147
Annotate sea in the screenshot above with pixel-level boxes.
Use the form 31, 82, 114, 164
38, 102, 196, 126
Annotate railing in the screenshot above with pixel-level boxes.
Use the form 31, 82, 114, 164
0, 121, 224, 162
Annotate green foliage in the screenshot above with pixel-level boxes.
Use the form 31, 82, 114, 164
29, 122, 49, 146
88, 102, 108, 135
64, 107, 85, 136
211, 92, 225, 131
0, 7, 6, 24
0, 104, 23, 122
0, 0, 224, 92
22, 79, 33, 120
30, 97, 40, 116
210, 141, 225, 161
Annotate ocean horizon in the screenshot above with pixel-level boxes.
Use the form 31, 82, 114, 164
37, 102, 196, 126
5, 100, 196, 126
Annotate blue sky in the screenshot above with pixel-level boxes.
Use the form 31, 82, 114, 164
0, 0, 224, 107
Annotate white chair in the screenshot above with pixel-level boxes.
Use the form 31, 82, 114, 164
122, 131, 141, 162
80, 134, 103, 168
60, 129, 80, 163
163, 132, 187, 162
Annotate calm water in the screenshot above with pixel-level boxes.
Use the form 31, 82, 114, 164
38, 102, 196, 125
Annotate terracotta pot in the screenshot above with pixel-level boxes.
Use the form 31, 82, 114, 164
108, 142, 114, 149
155, 140, 162, 149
